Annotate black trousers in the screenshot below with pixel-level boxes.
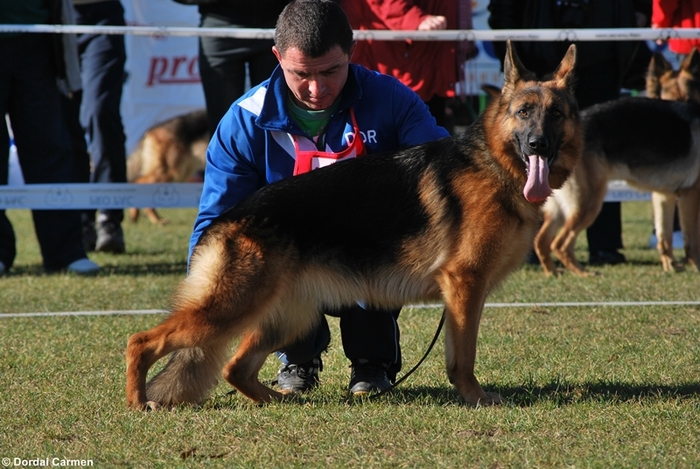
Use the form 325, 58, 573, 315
277, 304, 402, 380
198, 15, 280, 135
0, 34, 87, 271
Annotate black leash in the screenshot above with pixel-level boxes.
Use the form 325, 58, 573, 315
369, 307, 446, 399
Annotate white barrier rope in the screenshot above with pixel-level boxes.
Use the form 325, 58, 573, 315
0, 180, 646, 209
0, 183, 202, 209
2, 300, 699, 318
1, 25, 699, 42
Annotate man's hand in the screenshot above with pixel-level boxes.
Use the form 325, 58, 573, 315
418, 15, 447, 31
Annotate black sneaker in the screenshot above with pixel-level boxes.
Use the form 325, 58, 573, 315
95, 221, 125, 254
349, 360, 392, 396
276, 357, 322, 394
82, 221, 97, 252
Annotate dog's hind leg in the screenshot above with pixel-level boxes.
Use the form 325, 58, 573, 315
552, 194, 606, 277
677, 188, 700, 271
440, 269, 503, 407
143, 207, 167, 225
128, 207, 140, 223
132, 174, 170, 224
550, 158, 608, 276
652, 191, 681, 272
222, 330, 285, 404
551, 224, 591, 276
535, 199, 564, 276
222, 299, 322, 403
125, 312, 232, 410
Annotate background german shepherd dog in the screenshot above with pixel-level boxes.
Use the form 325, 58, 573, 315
646, 49, 700, 271
126, 109, 209, 224
125, 42, 581, 410
536, 50, 700, 276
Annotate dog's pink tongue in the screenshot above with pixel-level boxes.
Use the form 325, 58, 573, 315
523, 154, 551, 203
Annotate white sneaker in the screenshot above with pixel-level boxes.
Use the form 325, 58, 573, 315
0, 261, 5, 275
66, 258, 100, 275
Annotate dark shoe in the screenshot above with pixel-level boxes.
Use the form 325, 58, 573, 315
82, 221, 96, 252
524, 249, 540, 265
349, 360, 392, 396
95, 221, 125, 254
589, 250, 626, 266
277, 357, 322, 394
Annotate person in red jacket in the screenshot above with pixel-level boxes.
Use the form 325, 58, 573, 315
341, 0, 476, 128
652, 0, 700, 56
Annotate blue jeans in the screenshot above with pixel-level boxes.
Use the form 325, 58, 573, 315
0, 34, 87, 271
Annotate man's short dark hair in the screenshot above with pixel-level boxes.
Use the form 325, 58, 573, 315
275, 0, 354, 58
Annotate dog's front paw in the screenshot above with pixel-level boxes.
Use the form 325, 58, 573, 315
475, 391, 504, 407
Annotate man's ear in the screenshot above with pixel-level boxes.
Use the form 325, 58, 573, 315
348, 40, 357, 62
272, 45, 282, 63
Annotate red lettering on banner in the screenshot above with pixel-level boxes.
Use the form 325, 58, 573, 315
146, 56, 200, 86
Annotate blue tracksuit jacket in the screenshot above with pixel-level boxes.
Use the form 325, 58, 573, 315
188, 63, 449, 259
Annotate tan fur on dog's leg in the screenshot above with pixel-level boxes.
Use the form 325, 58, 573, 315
652, 191, 680, 272
549, 160, 608, 277
128, 207, 140, 223
441, 269, 503, 407
144, 208, 168, 225
677, 188, 700, 271
551, 224, 594, 277
535, 199, 565, 276
221, 331, 285, 404
125, 316, 220, 410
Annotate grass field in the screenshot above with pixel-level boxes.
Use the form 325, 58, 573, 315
1, 205, 699, 468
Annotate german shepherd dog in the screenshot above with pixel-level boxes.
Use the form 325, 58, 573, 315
535, 49, 700, 276
125, 42, 581, 410
127, 109, 209, 224
645, 48, 700, 270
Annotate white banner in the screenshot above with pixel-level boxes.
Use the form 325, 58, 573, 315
121, 0, 204, 155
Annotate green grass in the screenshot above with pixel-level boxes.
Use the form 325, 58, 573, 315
1, 205, 699, 468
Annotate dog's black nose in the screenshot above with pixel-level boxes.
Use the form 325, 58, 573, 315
528, 136, 549, 152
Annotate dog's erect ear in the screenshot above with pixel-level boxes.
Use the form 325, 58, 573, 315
649, 52, 673, 76
680, 48, 700, 102
552, 44, 577, 93
646, 52, 673, 98
502, 40, 534, 99
681, 47, 700, 75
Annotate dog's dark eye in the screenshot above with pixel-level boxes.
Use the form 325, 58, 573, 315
517, 109, 528, 118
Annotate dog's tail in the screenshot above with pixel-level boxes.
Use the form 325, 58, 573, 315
145, 344, 229, 407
